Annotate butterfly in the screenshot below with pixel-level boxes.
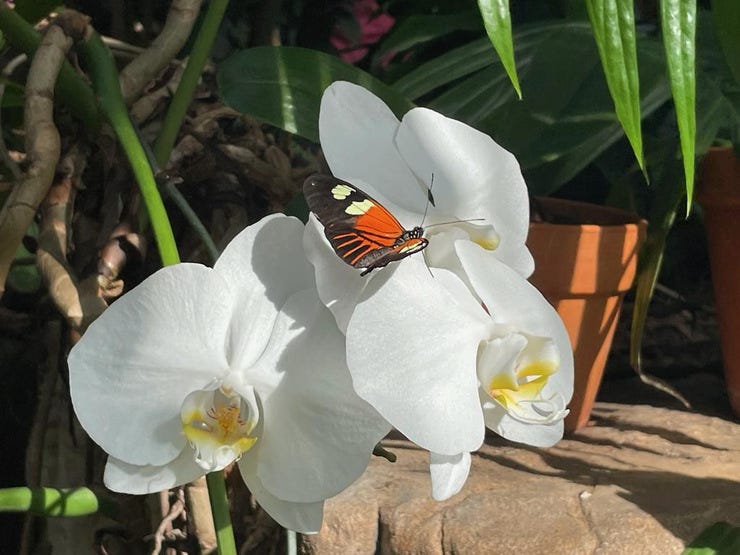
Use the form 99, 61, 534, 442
303, 174, 429, 276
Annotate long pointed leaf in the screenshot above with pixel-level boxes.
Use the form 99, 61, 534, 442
477, 0, 521, 98
629, 156, 691, 407
661, 0, 697, 211
586, 0, 644, 174
425, 23, 671, 194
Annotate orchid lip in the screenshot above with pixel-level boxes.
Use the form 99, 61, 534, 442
477, 331, 567, 426
180, 380, 260, 472
497, 392, 569, 425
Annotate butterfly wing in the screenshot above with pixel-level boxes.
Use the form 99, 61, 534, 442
303, 174, 427, 274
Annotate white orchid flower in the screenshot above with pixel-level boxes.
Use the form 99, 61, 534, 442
304, 80, 533, 331
345, 241, 573, 500
68, 214, 390, 533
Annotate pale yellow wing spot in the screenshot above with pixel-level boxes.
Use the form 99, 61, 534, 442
345, 199, 375, 215
331, 184, 355, 200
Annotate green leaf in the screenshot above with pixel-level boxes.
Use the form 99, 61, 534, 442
711, 0, 740, 88
477, 0, 521, 98
395, 21, 568, 102
694, 8, 740, 150
630, 211, 678, 378
424, 23, 671, 194
683, 522, 740, 555
217, 47, 414, 143
0, 77, 24, 108
629, 130, 684, 384
14, 0, 60, 24
0, 6, 100, 130
661, 0, 697, 211
586, 0, 644, 173
375, 11, 483, 61
392, 37, 495, 100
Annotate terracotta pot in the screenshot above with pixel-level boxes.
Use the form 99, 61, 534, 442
696, 147, 740, 418
526, 197, 647, 431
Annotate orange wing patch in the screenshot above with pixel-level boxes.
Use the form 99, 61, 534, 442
303, 174, 429, 275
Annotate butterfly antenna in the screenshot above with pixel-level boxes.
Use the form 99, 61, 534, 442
425, 217, 486, 229
420, 174, 435, 228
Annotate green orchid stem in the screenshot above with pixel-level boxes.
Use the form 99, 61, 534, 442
287, 529, 297, 554
0, 487, 116, 518
206, 472, 237, 555
77, 30, 180, 267
153, 0, 230, 168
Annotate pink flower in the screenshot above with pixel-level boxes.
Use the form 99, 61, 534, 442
330, 0, 395, 64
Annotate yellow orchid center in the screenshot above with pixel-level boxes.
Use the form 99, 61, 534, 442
488, 359, 558, 411
464, 222, 499, 251
181, 383, 259, 471
478, 333, 567, 425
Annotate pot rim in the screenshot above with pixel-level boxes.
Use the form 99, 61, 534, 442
530, 196, 646, 229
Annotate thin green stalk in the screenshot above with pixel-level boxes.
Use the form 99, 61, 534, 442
0, 5, 100, 130
0, 487, 117, 518
206, 472, 237, 555
286, 530, 297, 555
163, 180, 220, 262
153, 0, 230, 167
135, 127, 221, 263
77, 31, 180, 267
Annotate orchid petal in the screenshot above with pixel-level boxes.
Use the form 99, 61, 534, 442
477, 335, 527, 391
346, 261, 489, 455
480, 388, 566, 448
251, 288, 390, 502
319, 81, 425, 211
103, 448, 204, 494
429, 451, 471, 501
214, 214, 314, 370
238, 451, 324, 533
396, 107, 533, 277
458, 241, 573, 445
69, 264, 232, 466
457, 240, 574, 402
303, 216, 367, 333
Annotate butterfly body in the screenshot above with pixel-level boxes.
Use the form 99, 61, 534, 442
303, 174, 429, 275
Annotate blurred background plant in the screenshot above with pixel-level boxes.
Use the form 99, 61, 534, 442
0, 0, 737, 553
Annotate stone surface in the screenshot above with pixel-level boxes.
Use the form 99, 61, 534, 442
302, 400, 740, 554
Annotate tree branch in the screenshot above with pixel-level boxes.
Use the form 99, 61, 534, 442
119, 0, 203, 105
0, 11, 89, 298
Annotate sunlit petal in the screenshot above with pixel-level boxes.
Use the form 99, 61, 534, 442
429, 451, 471, 501
251, 288, 390, 502
457, 240, 574, 403
69, 264, 232, 466
346, 261, 488, 455
319, 81, 423, 211
103, 448, 205, 494
238, 451, 325, 533
397, 107, 533, 276
215, 214, 314, 370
